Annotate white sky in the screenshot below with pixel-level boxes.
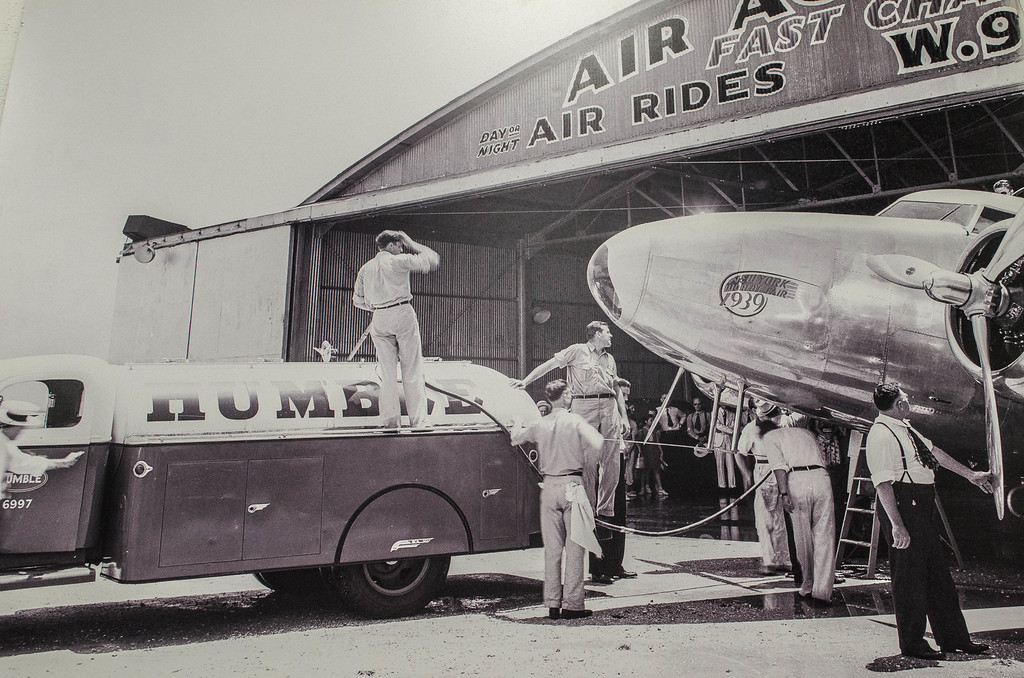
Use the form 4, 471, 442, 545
0, 0, 637, 360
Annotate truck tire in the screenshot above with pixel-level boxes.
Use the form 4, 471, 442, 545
253, 567, 328, 595
332, 555, 450, 618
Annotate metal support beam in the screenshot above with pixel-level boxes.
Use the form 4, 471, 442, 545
768, 170, 1024, 212
523, 169, 656, 257
517, 238, 528, 379
946, 110, 959, 182
754, 146, 800, 192
705, 179, 741, 211
983, 102, 1024, 158
738, 149, 747, 211
901, 118, 954, 180
633, 187, 678, 218
825, 131, 879, 193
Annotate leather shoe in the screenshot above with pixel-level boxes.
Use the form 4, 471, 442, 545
590, 573, 615, 585
548, 608, 560, 620
902, 645, 945, 661
560, 609, 593, 620
611, 569, 637, 579
941, 641, 989, 654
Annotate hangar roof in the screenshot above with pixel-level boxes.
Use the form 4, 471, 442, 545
122, 0, 1024, 259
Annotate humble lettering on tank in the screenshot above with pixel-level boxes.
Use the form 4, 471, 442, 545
145, 379, 483, 423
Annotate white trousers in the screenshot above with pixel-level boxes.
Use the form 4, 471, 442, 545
369, 304, 427, 427
753, 462, 791, 568
540, 475, 586, 611
572, 397, 621, 517
788, 468, 836, 601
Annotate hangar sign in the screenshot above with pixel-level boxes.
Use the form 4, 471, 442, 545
472, 0, 1021, 159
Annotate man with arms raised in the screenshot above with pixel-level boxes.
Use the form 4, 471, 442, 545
353, 230, 440, 428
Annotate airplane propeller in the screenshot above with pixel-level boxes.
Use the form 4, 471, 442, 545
865, 204, 1024, 520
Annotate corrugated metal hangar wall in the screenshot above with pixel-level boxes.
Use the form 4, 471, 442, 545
288, 228, 682, 402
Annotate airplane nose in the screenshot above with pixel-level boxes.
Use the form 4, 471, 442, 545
587, 228, 650, 326
590, 212, 840, 379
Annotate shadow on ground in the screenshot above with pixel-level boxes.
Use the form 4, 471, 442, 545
0, 573, 543, 656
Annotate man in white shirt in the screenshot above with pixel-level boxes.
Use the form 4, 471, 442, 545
353, 230, 440, 428
510, 321, 633, 584
510, 379, 604, 620
866, 383, 992, 660
738, 401, 793, 575
760, 422, 835, 604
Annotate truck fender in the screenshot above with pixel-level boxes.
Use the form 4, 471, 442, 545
337, 485, 471, 563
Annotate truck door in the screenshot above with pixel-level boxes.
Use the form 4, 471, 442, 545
0, 375, 109, 555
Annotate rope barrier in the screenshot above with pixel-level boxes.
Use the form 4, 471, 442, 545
595, 471, 770, 537
614, 436, 752, 456
423, 380, 765, 538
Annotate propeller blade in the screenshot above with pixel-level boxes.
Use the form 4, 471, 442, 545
866, 254, 940, 289
969, 314, 1005, 520
983, 203, 1024, 283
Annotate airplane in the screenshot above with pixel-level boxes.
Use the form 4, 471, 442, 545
586, 187, 1024, 522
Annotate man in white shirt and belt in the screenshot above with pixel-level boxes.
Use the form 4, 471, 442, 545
511, 379, 603, 620
738, 401, 793, 576
760, 420, 835, 604
353, 230, 440, 428
866, 383, 992, 661
510, 321, 633, 584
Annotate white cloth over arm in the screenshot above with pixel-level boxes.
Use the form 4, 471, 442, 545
565, 481, 602, 557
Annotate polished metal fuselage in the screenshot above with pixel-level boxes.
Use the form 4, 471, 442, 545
591, 210, 1022, 457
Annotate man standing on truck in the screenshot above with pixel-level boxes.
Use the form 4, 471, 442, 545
510, 320, 634, 584
510, 379, 603, 620
353, 230, 440, 428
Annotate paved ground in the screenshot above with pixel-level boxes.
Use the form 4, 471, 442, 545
1, 534, 1021, 677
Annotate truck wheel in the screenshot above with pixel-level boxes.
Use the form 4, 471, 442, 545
332, 556, 450, 618
253, 567, 328, 594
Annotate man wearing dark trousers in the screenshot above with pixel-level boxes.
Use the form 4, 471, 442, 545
866, 383, 993, 661
588, 378, 637, 584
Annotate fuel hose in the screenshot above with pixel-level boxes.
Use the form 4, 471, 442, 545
426, 380, 770, 537
424, 380, 543, 479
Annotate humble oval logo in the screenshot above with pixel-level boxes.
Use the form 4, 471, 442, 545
4, 472, 47, 493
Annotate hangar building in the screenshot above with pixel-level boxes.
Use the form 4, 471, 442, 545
112, 0, 1024, 406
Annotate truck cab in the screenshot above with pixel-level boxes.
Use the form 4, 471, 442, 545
0, 355, 115, 571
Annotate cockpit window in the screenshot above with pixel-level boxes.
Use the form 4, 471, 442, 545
977, 206, 1016, 230
877, 200, 977, 228
588, 244, 621, 320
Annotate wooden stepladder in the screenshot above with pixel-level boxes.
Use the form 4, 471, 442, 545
835, 431, 883, 578
834, 431, 964, 578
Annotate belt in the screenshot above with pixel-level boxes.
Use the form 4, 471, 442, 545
545, 472, 583, 478
790, 465, 824, 472
575, 392, 615, 399
373, 300, 411, 310
755, 458, 769, 464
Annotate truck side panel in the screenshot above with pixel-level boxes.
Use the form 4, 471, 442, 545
103, 430, 536, 582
